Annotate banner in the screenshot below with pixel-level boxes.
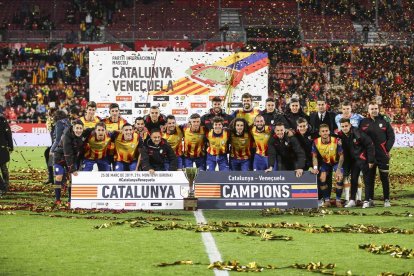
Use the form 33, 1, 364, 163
10, 123, 51, 146
194, 171, 318, 209
134, 40, 192, 51
61, 43, 131, 51
71, 171, 189, 210
89, 51, 269, 122
202, 42, 245, 52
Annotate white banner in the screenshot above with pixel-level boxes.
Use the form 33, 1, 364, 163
71, 171, 189, 210
394, 133, 414, 147
89, 51, 269, 123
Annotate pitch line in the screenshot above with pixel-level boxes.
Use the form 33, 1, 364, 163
194, 210, 229, 276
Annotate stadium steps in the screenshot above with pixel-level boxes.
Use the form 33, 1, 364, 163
0, 69, 11, 106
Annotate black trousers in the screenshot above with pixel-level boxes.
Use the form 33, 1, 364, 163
368, 162, 390, 200
0, 162, 9, 191
44, 147, 54, 183
350, 160, 371, 201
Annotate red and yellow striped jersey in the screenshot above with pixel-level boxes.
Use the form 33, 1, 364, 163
234, 109, 261, 126
103, 117, 128, 132
136, 130, 150, 141
312, 137, 343, 165
251, 126, 272, 157
206, 129, 229, 156
183, 125, 206, 158
84, 133, 111, 160
162, 126, 183, 156
114, 132, 141, 163
80, 116, 101, 129
230, 132, 252, 160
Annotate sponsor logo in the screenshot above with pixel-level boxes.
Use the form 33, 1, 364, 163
150, 202, 162, 206
175, 116, 187, 122
229, 103, 243, 108
116, 96, 132, 101
135, 103, 151, 108
97, 103, 111, 108
120, 110, 132, 115
190, 102, 206, 108
172, 109, 188, 115
153, 96, 169, 101
32, 127, 48, 134
10, 124, 23, 133
125, 202, 137, 207
252, 96, 262, 101
209, 96, 225, 101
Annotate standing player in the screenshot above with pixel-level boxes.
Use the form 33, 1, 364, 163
144, 106, 167, 133
250, 115, 272, 171
338, 118, 375, 208
335, 100, 364, 202
229, 118, 252, 171
80, 101, 101, 129
182, 114, 207, 170
163, 115, 184, 170
360, 102, 395, 207
111, 123, 144, 171
311, 124, 344, 207
53, 120, 84, 205
232, 93, 260, 126
280, 98, 309, 134
205, 117, 230, 171
295, 117, 313, 171
266, 122, 305, 177
260, 97, 282, 126
103, 103, 128, 132
201, 96, 233, 130
82, 122, 111, 171
134, 117, 150, 141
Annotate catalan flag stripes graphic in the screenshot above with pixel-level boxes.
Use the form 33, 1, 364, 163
194, 185, 221, 198
290, 185, 318, 198
71, 186, 98, 198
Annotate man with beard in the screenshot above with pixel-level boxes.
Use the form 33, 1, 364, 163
205, 117, 230, 171
309, 97, 337, 138
162, 115, 184, 170
260, 97, 282, 126
201, 96, 233, 130
53, 119, 84, 205
82, 122, 111, 171
338, 119, 375, 208
232, 93, 260, 126
311, 124, 344, 207
80, 101, 101, 129
103, 103, 128, 132
279, 98, 309, 135
111, 123, 144, 171
335, 100, 365, 203
134, 116, 150, 141
250, 115, 272, 171
266, 122, 305, 177
141, 128, 177, 173
143, 106, 167, 133
229, 118, 252, 171
360, 102, 395, 207
182, 113, 207, 170
294, 117, 313, 171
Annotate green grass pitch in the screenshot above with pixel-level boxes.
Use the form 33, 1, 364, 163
0, 147, 413, 275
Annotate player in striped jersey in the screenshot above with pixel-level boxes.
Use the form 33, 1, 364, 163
111, 123, 144, 171
205, 117, 230, 171
103, 103, 128, 132
134, 117, 150, 141
311, 124, 344, 208
163, 115, 184, 170
232, 92, 261, 126
182, 113, 207, 170
80, 101, 101, 129
82, 122, 111, 171
250, 114, 272, 171
229, 118, 252, 171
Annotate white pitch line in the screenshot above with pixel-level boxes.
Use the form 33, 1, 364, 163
194, 210, 229, 276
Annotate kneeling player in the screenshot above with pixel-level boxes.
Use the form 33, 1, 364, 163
82, 122, 111, 171
311, 124, 344, 208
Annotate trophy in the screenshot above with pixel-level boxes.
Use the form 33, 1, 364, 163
183, 167, 199, 211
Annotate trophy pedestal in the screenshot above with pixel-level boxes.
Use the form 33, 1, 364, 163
184, 197, 198, 211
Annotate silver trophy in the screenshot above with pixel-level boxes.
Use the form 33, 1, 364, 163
183, 167, 199, 211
